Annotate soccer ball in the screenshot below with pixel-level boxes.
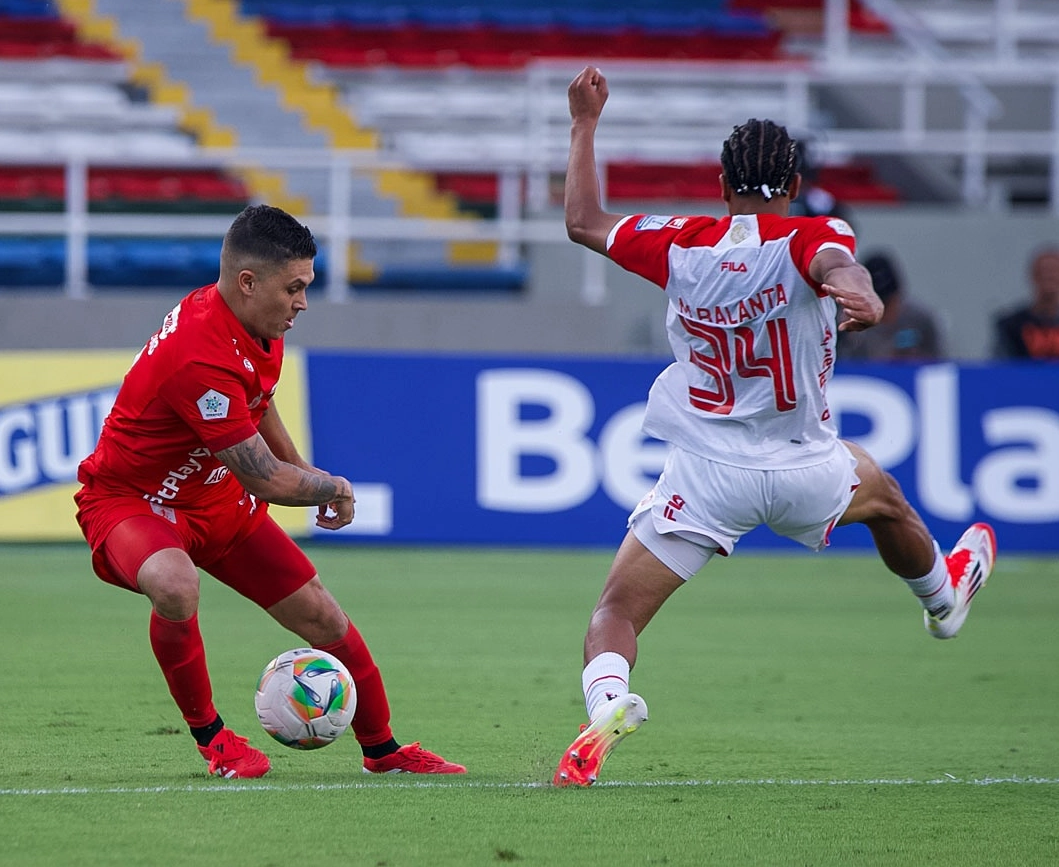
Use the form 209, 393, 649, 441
254, 648, 357, 750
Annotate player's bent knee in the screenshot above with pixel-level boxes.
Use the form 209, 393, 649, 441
139, 560, 201, 620
267, 577, 348, 644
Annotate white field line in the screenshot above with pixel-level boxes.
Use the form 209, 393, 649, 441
2, 776, 1058, 797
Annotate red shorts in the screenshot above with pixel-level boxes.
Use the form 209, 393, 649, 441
74, 487, 317, 609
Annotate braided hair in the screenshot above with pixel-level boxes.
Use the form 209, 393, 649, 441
720, 119, 798, 202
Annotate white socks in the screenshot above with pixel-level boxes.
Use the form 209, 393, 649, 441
582, 652, 630, 722
902, 540, 954, 618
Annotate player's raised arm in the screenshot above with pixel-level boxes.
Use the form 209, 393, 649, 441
565, 66, 624, 255
215, 433, 354, 529
811, 247, 884, 332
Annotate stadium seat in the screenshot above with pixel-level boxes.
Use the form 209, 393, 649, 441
0, 14, 120, 60
357, 264, 526, 293
0, 236, 65, 285
0, 166, 249, 214
253, 0, 785, 68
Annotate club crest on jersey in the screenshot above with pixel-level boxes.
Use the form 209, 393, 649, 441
729, 223, 751, 243
634, 215, 672, 231
196, 389, 230, 420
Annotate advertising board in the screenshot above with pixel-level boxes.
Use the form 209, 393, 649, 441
3, 350, 1054, 551
307, 354, 1059, 553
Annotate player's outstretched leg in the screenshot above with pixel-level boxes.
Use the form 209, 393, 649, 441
553, 693, 648, 787
362, 743, 466, 774
925, 522, 997, 639
198, 727, 271, 779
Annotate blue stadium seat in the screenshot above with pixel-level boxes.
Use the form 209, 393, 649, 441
0, 236, 65, 286
361, 264, 525, 292
0, 0, 58, 18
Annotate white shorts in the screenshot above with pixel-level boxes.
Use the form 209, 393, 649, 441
629, 443, 860, 580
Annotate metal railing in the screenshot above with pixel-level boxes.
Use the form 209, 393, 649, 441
2, 38, 1058, 300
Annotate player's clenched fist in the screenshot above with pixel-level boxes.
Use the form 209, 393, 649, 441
568, 66, 609, 123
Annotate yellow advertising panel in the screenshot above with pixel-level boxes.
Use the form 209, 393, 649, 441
0, 349, 312, 541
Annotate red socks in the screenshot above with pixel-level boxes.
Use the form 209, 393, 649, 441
148, 610, 218, 728
316, 619, 394, 747
149, 610, 393, 748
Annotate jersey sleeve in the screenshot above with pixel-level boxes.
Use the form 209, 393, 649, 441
606, 214, 715, 289
156, 361, 258, 453
790, 217, 857, 270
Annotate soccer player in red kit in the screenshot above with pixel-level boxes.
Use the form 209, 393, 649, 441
75, 205, 464, 778
552, 68, 997, 787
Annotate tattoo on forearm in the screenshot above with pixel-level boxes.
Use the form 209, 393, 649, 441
299, 474, 338, 504
219, 436, 340, 506
223, 438, 282, 480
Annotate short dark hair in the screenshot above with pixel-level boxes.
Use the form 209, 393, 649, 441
222, 204, 317, 267
721, 119, 798, 201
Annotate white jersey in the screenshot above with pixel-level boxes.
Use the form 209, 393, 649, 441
607, 212, 857, 469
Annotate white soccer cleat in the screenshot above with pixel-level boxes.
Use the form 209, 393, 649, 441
925, 522, 997, 640
553, 693, 648, 787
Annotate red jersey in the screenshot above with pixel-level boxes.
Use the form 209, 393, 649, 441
77, 284, 283, 510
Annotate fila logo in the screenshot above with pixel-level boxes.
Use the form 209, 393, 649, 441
663, 494, 686, 521
720, 261, 747, 272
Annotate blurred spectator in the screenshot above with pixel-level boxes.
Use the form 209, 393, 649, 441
839, 251, 945, 361
993, 246, 1059, 360
789, 138, 855, 226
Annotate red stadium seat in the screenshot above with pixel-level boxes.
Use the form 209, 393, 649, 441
0, 15, 120, 59
0, 167, 249, 212
264, 14, 785, 69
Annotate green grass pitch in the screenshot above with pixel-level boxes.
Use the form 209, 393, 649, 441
1, 542, 1057, 866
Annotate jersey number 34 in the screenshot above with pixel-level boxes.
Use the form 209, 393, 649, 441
680, 316, 797, 415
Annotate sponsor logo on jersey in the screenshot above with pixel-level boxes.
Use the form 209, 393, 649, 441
203, 466, 229, 485
827, 218, 854, 237
666, 217, 688, 229
243, 358, 255, 373
150, 502, 177, 523
720, 261, 748, 272
634, 215, 672, 231
144, 447, 211, 505
196, 389, 230, 420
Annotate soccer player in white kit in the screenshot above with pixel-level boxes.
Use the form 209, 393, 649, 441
553, 67, 997, 787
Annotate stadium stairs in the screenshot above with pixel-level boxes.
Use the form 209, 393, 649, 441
1, 0, 510, 290
246, 0, 899, 214
1, 0, 905, 290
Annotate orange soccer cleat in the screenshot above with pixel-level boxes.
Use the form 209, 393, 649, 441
197, 727, 272, 779
553, 693, 648, 787
362, 742, 466, 774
